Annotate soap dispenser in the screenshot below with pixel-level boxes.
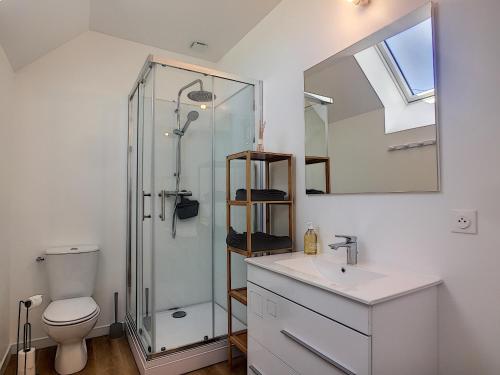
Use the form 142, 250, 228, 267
304, 222, 318, 255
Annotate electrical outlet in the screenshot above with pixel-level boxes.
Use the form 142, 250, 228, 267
451, 209, 477, 234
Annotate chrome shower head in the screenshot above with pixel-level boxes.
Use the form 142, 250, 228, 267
176, 79, 215, 114
180, 110, 199, 134
187, 90, 215, 102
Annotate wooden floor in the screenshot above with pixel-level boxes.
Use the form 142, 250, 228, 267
187, 356, 246, 375
5, 336, 246, 375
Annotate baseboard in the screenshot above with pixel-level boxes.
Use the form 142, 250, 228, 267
7, 324, 111, 354
0, 345, 11, 375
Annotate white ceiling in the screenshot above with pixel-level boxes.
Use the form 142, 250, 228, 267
0, 0, 281, 71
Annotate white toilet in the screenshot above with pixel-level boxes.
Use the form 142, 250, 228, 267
41, 245, 100, 375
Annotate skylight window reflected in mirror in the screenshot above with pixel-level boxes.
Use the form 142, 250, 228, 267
379, 18, 435, 102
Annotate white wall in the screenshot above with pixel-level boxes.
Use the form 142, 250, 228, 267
218, 0, 500, 373
5, 31, 216, 345
0, 43, 13, 364
329, 110, 438, 193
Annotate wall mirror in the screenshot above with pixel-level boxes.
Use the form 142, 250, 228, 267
304, 3, 439, 194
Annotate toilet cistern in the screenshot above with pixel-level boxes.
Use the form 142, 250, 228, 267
329, 235, 358, 265
40, 245, 100, 375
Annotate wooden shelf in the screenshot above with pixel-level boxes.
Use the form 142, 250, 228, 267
227, 246, 250, 257
227, 150, 292, 163
228, 200, 293, 206
229, 331, 248, 354
305, 156, 329, 165
226, 150, 294, 367
227, 245, 293, 256
305, 155, 331, 194
229, 288, 247, 305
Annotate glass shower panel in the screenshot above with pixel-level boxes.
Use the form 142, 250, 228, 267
153, 66, 214, 352
127, 87, 139, 328
137, 68, 155, 353
213, 78, 255, 334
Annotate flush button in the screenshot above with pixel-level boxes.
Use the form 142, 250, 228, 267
249, 291, 263, 317
267, 299, 277, 318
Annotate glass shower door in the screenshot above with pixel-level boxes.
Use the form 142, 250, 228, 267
136, 67, 155, 353
153, 66, 215, 353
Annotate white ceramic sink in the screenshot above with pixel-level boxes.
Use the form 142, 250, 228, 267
246, 252, 442, 305
276, 257, 385, 286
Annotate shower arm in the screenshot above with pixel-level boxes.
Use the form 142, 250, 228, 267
175, 79, 204, 118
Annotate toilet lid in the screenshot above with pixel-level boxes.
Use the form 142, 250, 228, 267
43, 297, 98, 324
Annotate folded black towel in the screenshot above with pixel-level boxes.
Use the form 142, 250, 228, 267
226, 227, 292, 252
235, 189, 287, 201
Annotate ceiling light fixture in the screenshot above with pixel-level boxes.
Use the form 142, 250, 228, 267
348, 0, 370, 5
200, 104, 207, 110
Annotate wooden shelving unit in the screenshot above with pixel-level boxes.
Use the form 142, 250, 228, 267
229, 330, 248, 354
305, 156, 331, 194
226, 150, 294, 367
228, 287, 248, 305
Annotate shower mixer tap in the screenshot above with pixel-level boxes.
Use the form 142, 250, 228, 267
163, 190, 192, 198
158, 190, 192, 222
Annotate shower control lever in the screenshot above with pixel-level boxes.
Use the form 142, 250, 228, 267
164, 190, 192, 198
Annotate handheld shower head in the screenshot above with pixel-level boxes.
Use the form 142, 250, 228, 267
187, 110, 200, 122
180, 110, 199, 134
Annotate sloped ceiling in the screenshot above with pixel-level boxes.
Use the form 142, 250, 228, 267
0, 0, 89, 71
305, 55, 384, 124
0, 0, 281, 71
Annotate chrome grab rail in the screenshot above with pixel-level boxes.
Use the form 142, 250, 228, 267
142, 191, 151, 220
159, 190, 166, 221
280, 329, 356, 375
249, 365, 263, 375
158, 190, 193, 222
143, 190, 194, 222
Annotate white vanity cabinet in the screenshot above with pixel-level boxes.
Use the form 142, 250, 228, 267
246, 262, 439, 375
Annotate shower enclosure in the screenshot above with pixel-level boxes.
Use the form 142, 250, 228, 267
126, 55, 261, 368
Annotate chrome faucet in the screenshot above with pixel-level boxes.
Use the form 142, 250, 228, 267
329, 235, 358, 265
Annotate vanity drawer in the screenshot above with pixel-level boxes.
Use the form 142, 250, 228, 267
248, 264, 371, 334
248, 282, 371, 375
248, 336, 299, 375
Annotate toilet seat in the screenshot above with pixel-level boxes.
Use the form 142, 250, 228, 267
43, 297, 99, 327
